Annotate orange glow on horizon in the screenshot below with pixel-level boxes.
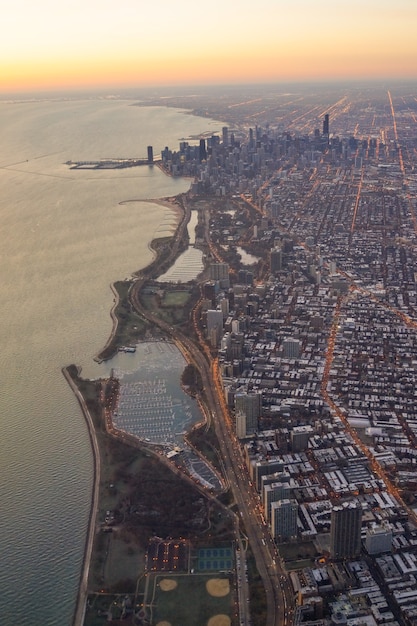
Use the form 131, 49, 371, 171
0, 0, 417, 93
3, 49, 417, 95
2, 1, 417, 94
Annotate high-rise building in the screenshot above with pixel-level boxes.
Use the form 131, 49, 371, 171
229, 333, 244, 360
264, 482, 291, 522
222, 126, 229, 147
238, 269, 253, 285
249, 127, 254, 149
199, 138, 207, 162
203, 281, 216, 307
206, 309, 223, 347
270, 246, 283, 273
235, 411, 247, 439
147, 145, 153, 163
283, 337, 301, 359
209, 262, 229, 281
271, 499, 298, 541
235, 392, 262, 434
291, 425, 313, 452
209, 262, 230, 288
254, 458, 285, 490
365, 522, 392, 555
330, 501, 362, 559
323, 114, 329, 136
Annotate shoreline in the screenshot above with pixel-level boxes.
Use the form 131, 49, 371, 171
64, 366, 101, 626
94, 195, 185, 364
70, 192, 188, 625
94, 282, 119, 363
118, 195, 184, 218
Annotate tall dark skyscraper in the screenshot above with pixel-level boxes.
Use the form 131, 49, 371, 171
330, 501, 362, 559
249, 127, 254, 149
222, 126, 229, 147
147, 145, 153, 163
323, 114, 329, 136
199, 138, 207, 162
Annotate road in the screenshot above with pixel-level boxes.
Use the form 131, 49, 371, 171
129, 278, 295, 626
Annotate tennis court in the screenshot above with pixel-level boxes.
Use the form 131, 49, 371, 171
197, 546, 233, 572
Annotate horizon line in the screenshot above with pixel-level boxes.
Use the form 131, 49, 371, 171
2, 77, 417, 100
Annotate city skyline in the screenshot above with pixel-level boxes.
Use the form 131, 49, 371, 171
3, 0, 417, 94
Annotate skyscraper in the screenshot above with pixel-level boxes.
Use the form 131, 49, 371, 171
270, 246, 283, 273
222, 126, 229, 147
271, 499, 298, 541
264, 482, 291, 522
199, 138, 207, 162
206, 309, 224, 347
323, 114, 329, 136
209, 262, 229, 281
330, 501, 362, 559
235, 391, 262, 434
209, 262, 230, 289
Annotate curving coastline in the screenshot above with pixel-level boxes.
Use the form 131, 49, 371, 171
68, 193, 188, 625
94, 194, 189, 363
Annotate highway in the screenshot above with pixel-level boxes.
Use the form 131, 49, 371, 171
129, 277, 295, 626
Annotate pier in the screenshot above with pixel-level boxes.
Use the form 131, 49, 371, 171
66, 157, 158, 170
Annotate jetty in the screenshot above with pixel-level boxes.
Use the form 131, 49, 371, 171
66, 157, 158, 170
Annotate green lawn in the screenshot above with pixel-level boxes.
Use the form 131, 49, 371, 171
162, 290, 191, 307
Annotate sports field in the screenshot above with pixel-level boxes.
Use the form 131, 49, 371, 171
151, 573, 234, 626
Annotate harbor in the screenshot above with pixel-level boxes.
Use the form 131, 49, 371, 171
110, 341, 222, 490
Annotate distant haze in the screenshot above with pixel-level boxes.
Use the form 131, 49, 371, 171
2, 0, 417, 93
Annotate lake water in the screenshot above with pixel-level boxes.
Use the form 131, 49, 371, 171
0, 96, 222, 625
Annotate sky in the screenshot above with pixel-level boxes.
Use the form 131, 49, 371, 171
2, 0, 417, 94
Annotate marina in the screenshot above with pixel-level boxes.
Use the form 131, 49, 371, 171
157, 210, 204, 283
156, 247, 204, 283
110, 341, 222, 490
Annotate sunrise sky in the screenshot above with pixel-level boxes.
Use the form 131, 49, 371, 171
2, 0, 417, 93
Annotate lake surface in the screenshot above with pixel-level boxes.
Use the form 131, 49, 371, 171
0, 97, 221, 625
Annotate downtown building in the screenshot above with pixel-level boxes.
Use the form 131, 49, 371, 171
330, 501, 362, 559
234, 391, 262, 435
271, 498, 298, 541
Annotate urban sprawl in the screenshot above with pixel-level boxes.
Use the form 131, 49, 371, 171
152, 91, 417, 626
